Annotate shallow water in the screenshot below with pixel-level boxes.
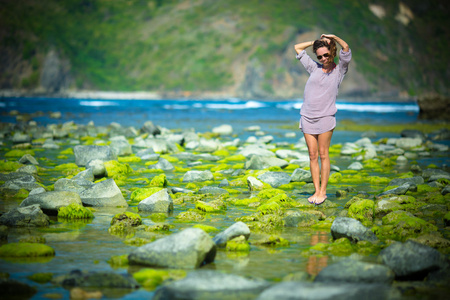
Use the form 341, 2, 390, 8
0, 97, 449, 299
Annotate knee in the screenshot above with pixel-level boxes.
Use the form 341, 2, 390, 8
318, 150, 329, 160
309, 151, 319, 162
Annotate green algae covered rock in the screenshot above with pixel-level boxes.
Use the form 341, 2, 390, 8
58, 203, 94, 220
108, 254, 129, 268
175, 210, 205, 222
0, 243, 55, 257
226, 236, 251, 252
111, 212, 142, 227
348, 199, 375, 226
149, 213, 168, 222
257, 201, 281, 215
257, 188, 286, 200
0, 160, 23, 172
195, 199, 226, 213
193, 224, 219, 233
104, 160, 133, 178
5, 149, 35, 158
132, 268, 186, 290
374, 211, 438, 242
130, 187, 163, 202
27, 273, 53, 284
444, 212, 450, 227
150, 174, 168, 187
253, 235, 289, 247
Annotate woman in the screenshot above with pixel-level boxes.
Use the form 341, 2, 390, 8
294, 34, 351, 205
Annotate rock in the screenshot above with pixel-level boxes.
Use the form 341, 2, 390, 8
401, 129, 426, 141
409, 234, 450, 250
1, 174, 41, 191
212, 124, 233, 135
20, 191, 82, 215
72, 168, 95, 182
29, 187, 46, 196
0, 204, 50, 227
330, 217, 378, 243
377, 183, 415, 197
381, 210, 438, 241
0, 225, 7, 240
290, 168, 312, 182
247, 176, 264, 191
182, 170, 214, 183
153, 270, 269, 300
138, 188, 173, 213
0, 278, 37, 299
348, 162, 363, 171
54, 178, 90, 194
79, 178, 127, 207
12, 132, 31, 144
74, 145, 117, 167
341, 143, 361, 155
141, 121, 161, 136
442, 186, 450, 196
422, 168, 449, 181
378, 240, 445, 280
148, 157, 174, 171
213, 222, 251, 247
238, 145, 275, 158
375, 195, 415, 217
128, 228, 216, 269
86, 159, 107, 177
16, 164, 38, 175
388, 176, 424, 186
198, 186, 229, 195
417, 93, 450, 120
135, 148, 157, 159
171, 187, 194, 194
315, 259, 394, 284
395, 137, 422, 149
54, 269, 139, 289
218, 179, 229, 188
109, 136, 132, 156
42, 139, 60, 149
275, 149, 305, 160
256, 281, 395, 300
195, 138, 220, 153
18, 154, 39, 165
283, 211, 321, 227
245, 155, 288, 170
257, 172, 291, 188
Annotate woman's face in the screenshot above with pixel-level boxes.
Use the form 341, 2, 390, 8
316, 47, 331, 65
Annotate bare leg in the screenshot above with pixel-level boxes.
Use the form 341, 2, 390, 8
315, 130, 334, 204
303, 133, 320, 203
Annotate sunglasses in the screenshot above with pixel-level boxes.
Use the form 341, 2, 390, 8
316, 53, 330, 60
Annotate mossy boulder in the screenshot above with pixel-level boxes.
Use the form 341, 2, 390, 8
0, 160, 23, 172
149, 174, 168, 187
375, 195, 416, 217
253, 235, 289, 247
444, 212, 450, 227
104, 160, 133, 178
132, 268, 186, 290
27, 273, 53, 284
257, 201, 281, 215
348, 199, 375, 226
226, 236, 251, 252
58, 203, 94, 220
375, 211, 439, 242
175, 210, 205, 222
195, 199, 226, 213
193, 224, 219, 233
257, 188, 286, 200
108, 254, 129, 268
130, 187, 163, 202
0, 243, 55, 257
111, 212, 142, 227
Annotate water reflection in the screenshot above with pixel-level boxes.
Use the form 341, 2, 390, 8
306, 231, 329, 276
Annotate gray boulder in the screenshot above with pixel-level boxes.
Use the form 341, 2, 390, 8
86, 159, 107, 177
138, 188, 173, 213
54, 178, 90, 194
128, 228, 216, 269
348, 162, 363, 171
20, 191, 82, 215
74, 145, 117, 167
239, 145, 275, 158
212, 124, 233, 135
53, 270, 139, 289
247, 176, 264, 191
290, 168, 312, 182
283, 211, 320, 227
79, 178, 127, 207
395, 137, 422, 149
148, 157, 174, 171
16, 164, 38, 175
388, 176, 424, 186
256, 281, 395, 300
109, 136, 132, 156
182, 170, 214, 183
72, 168, 94, 182
378, 240, 445, 280
0, 204, 50, 227
401, 129, 426, 140
1, 174, 41, 191
19, 154, 39, 165
245, 155, 288, 170
422, 168, 449, 181
315, 259, 394, 284
257, 171, 291, 188
198, 186, 229, 195
146, 138, 168, 153
330, 217, 378, 243
141, 121, 161, 136
377, 183, 415, 197
213, 221, 250, 247
153, 270, 269, 300
12, 132, 31, 144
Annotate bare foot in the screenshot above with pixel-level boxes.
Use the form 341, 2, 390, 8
307, 195, 316, 204
314, 194, 327, 206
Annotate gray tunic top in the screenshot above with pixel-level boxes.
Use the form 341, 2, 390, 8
296, 49, 352, 119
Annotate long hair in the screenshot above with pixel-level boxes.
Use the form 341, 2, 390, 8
313, 38, 337, 64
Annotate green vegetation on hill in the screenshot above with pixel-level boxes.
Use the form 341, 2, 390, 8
1, 0, 449, 98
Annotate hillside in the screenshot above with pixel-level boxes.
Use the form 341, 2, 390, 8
1, 0, 449, 100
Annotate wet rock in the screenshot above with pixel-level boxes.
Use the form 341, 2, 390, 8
54, 269, 139, 289
182, 170, 214, 183
135, 148, 158, 160
395, 137, 422, 149
377, 183, 415, 197
72, 168, 94, 182
388, 176, 424, 186
0, 225, 7, 240
0, 204, 49, 227
257, 171, 291, 188
79, 178, 127, 207
378, 240, 445, 280
409, 234, 450, 250
153, 270, 269, 300
315, 259, 394, 284
12, 132, 31, 144
239, 145, 275, 158
375, 195, 415, 217
213, 221, 251, 247
171, 187, 194, 194
18, 154, 39, 165
422, 168, 449, 181
330, 217, 378, 243
0, 278, 37, 299
442, 186, 450, 196
16, 164, 38, 175
212, 124, 233, 135
128, 228, 216, 269
195, 138, 220, 153
148, 157, 174, 171
1, 174, 41, 191
86, 159, 107, 177
348, 162, 363, 171
109, 136, 132, 156
198, 186, 229, 195
247, 176, 264, 191
256, 281, 395, 300
245, 155, 289, 170
401, 129, 426, 141
141, 121, 161, 136
283, 211, 320, 227
218, 179, 229, 188
341, 143, 361, 155
380, 210, 438, 241
54, 178, 90, 194
138, 188, 173, 213
290, 168, 312, 182
275, 149, 305, 160
74, 145, 117, 167
42, 139, 59, 149
20, 191, 82, 215
29, 187, 46, 196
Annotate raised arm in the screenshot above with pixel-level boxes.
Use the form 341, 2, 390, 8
294, 40, 314, 54
321, 34, 349, 52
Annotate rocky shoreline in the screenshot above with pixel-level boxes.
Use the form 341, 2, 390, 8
0, 113, 449, 299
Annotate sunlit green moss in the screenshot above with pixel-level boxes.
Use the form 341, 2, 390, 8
149, 174, 168, 187
4, 149, 35, 157
132, 268, 186, 290
27, 273, 53, 284
130, 187, 163, 202
58, 203, 94, 220
0, 243, 55, 257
